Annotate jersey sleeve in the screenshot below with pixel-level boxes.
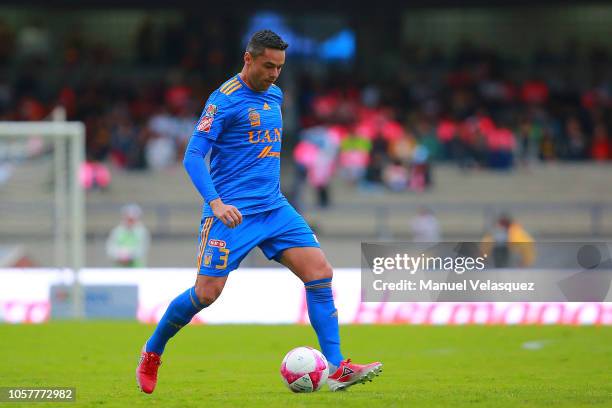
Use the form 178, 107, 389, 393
192, 91, 233, 142
272, 84, 284, 103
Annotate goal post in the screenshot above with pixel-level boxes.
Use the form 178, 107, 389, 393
0, 120, 86, 318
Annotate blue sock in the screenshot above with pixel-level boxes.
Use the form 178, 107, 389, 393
146, 287, 206, 354
305, 278, 344, 367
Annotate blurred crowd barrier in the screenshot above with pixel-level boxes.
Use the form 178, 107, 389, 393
1, 268, 611, 325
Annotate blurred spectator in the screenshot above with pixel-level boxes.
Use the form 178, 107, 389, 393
363, 151, 385, 190
291, 140, 317, 210
563, 116, 587, 160
296, 126, 339, 207
591, 122, 611, 161
338, 129, 371, 183
410, 207, 441, 243
80, 161, 111, 191
383, 159, 409, 192
145, 132, 177, 170
409, 144, 431, 191
106, 204, 150, 267
481, 214, 535, 268
516, 116, 543, 166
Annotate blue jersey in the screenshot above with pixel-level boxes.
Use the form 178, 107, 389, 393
192, 74, 287, 218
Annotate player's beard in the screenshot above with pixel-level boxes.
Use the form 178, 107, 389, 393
262, 78, 275, 90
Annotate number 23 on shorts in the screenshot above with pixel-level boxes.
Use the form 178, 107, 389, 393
204, 245, 230, 270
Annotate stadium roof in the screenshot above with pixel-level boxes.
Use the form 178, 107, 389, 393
3, 0, 606, 12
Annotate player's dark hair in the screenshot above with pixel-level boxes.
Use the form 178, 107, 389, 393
246, 30, 288, 58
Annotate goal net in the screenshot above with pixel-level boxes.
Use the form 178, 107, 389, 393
0, 117, 85, 317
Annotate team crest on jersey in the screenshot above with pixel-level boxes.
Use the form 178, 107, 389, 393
206, 104, 218, 116
208, 239, 226, 248
197, 116, 214, 132
249, 109, 261, 127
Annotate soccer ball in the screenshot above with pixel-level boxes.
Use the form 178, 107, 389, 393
280, 346, 329, 392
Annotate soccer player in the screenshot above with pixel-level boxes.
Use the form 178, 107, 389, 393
136, 30, 382, 393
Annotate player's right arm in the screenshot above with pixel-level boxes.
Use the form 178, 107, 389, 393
183, 92, 242, 228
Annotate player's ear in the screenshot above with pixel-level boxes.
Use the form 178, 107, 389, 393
244, 52, 252, 66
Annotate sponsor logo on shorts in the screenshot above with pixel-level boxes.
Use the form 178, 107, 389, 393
208, 239, 226, 248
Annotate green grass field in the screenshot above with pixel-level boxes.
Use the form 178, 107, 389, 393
0, 323, 611, 407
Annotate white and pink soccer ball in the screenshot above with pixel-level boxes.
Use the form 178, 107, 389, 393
280, 346, 329, 392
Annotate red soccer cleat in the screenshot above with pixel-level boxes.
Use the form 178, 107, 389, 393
136, 345, 162, 394
327, 359, 383, 391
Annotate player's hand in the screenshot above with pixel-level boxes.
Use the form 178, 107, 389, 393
210, 198, 243, 228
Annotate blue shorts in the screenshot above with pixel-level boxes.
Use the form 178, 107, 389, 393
196, 204, 320, 277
